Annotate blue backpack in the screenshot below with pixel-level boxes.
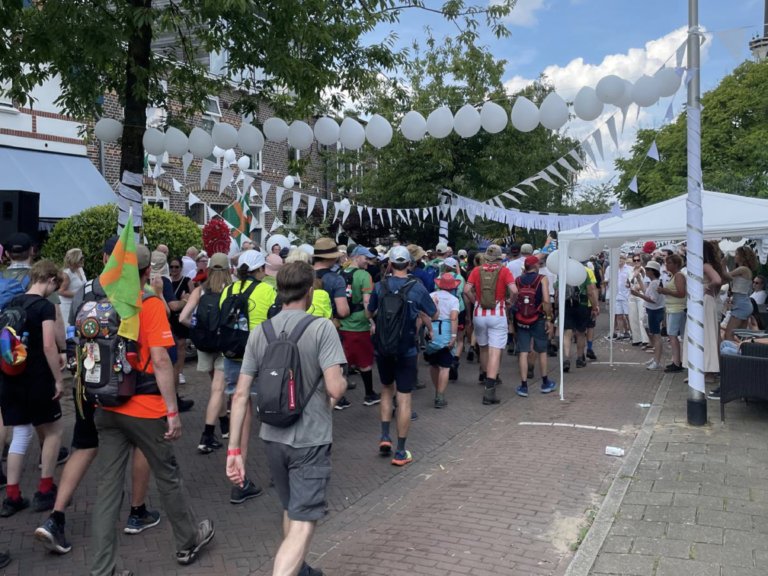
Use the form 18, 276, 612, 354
426, 319, 452, 354
0, 270, 30, 312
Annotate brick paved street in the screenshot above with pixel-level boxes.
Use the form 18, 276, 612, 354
0, 325, 683, 575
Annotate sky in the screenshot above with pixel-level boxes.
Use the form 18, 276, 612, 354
369, 0, 766, 193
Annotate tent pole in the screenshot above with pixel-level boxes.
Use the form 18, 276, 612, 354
686, 0, 707, 425
609, 248, 619, 366
558, 241, 568, 400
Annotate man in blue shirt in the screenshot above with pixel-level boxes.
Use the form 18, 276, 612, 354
368, 246, 437, 467
407, 244, 435, 292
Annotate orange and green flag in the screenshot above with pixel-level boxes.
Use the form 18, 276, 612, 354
222, 190, 252, 247
99, 210, 141, 340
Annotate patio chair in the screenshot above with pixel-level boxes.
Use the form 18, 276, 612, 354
718, 341, 768, 421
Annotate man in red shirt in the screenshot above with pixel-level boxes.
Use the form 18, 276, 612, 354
465, 244, 518, 404
88, 245, 214, 576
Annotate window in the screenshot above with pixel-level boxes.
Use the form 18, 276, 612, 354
146, 80, 168, 129
244, 150, 262, 175
144, 190, 169, 210
200, 96, 223, 168
205, 96, 222, 118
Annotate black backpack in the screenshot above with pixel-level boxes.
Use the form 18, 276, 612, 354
267, 294, 283, 319
254, 315, 320, 428
0, 295, 39, 376
218, 280, 259, 359
372, 277, 416, 358
339, 268, 365, 314
190, 289, 223, 352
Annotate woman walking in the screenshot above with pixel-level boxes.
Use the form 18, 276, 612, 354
631, 260, 665, 370
58, 248, 87, 331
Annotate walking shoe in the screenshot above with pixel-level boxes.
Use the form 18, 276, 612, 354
586, 349, 597, 360
391, 450, 413, 466
0, 551, 9, 569
547, 343, 558, 357
298, 562, 324, 576
706, 387, 721, 401
631, 341, 642, 346
176, 519, 215, 565
0, 497, 29, 518
379, 437, 392, 456
197, 433, 223, 455
563, 359, 570, 373
434, 396, 448, 409
32, 486, 57, 512
646, 360, 662, 370
482, 379, 500, 405
178, 374, 186, 385
220, 420, 230, 439
664, 363, 684, 373
644, 358, 655, 366
527, 365, 534, 380
178, 396, 195, 412
346, 379, 357, 390
39, 446, 70, 469
230, 479, 263, 504
35, 516, 72, 554
516, 384, 529, 398
541, 379, 557, 394
414, 381, 427, 390
448, 362, 459, 381
0, 469, 6, 489
466, 348, 475, 362
124, 509, 161, 534
478, 371, 486, 384
576, 356, 587, 368
334, 396, 352, 410
363, 393, 381, 406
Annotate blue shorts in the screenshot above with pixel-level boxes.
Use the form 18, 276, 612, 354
666, 311, 686, 337
515, 318, 548, 353
223, 358, 257, 396
731, 293, 752, 320
646, 307, 665, 335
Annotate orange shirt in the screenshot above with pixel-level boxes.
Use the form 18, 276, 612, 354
104, 296, 175, 419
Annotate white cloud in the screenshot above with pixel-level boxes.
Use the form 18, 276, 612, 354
505, 0, 549, 27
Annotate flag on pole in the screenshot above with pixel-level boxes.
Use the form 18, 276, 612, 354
221, 191, 252, 248
99, 210, 142, 340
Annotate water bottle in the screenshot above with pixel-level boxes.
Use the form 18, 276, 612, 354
66, 326, 76, 341
190, 314, 197, 328
21, 332, 29, 346
237, 312, 248, 332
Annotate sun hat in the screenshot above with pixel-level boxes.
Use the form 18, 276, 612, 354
313, 237, 341, 260
265, 253, 283, 276
435, 272, 461, 291
645, 260, 661, 273
208, 253, 230, 270
389, 245, 411, 263
484, 244, 503, 262
238, 249, 266, 271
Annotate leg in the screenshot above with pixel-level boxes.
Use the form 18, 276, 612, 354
429, 365, 440, 391
538, 351, 548, 378
436, 367, 449, 395
486, 346, 502, 379
478, 345, 489, 374
130, 448, 151, 507
563, 329, 573, 358
517, 350, 528, 381
576, 331, 586, 358
670, 335, 681, 366
272, 517, 316, 576
53, 447, 97, 512
204, 369, 226, 427
175, 338, 187, 382
37, 420, 64, 481
395, 391, 412, 441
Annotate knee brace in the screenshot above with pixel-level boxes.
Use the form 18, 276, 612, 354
9, 423, 34, 456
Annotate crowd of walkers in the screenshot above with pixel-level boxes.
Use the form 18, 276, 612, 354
0, 226, 764, 575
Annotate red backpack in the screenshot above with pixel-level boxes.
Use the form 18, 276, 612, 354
514, 275, 543, 326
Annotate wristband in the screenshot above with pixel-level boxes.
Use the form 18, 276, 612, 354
227, 448, 242, 456
451, 333, 457, 337
166, 411, 179, 419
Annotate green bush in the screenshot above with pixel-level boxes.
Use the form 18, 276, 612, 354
42, 204, 201, 278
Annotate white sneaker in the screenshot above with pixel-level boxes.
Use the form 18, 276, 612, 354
644, 358, 655, 366
646, 360, 661, 370
179, 374, 186, 385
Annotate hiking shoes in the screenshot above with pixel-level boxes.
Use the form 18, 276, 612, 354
576, 356, 587, 368
563, 359, 570, 373
363, 393, 381, 406
541, 379, 557, 394
32, 487, 57, 513
197, 433, 222, 455
664, 363, 684, 373
35, 516, 72, 554
391, 450, 413, 467
176, 519, 214, 565
516, 384, 529, 398
646, 360, 662, 370
434, 396, 448, 409
230, 479, 263, 504
0, 497, 29, 518
379, 437, 393, 456
586, 349, 597, 360
333, 396, 352, 410
466, 349, 475, 362
124, 509, 161, 534
178, 396, 195, 413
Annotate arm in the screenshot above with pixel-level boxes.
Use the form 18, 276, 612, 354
448, 309, 459, 348
151, 276, 172, 317
588, 284, 600, 315
323, 364, 347, 403
703, 263, 722, 294
42, 319, 63, 401
506, 282, 518, 305
150, 345, 180, 439
179, 286, 201, 327
334, 296, 350, 319
225, 371, 254, 487
58, 273, 75, 299
54, 305, 66, 350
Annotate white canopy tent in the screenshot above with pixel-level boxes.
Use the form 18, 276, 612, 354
553, 190, 768, 399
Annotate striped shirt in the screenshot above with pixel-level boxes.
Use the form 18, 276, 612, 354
467, 264, 515, 317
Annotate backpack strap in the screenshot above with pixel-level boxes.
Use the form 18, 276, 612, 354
287, 314, 320, 344
261, 318, 278, 343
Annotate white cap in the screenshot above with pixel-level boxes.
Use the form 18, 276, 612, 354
443, 256, 458, 269
389, 245, 411, 263
435, 242, 449, 254
238, 249, 266, 272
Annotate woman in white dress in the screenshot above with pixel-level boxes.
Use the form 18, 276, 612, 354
58, 248, 87, 330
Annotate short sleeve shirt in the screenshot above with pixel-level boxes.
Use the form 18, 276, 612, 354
431, 290, 460, 321
6, 294, 56, 384
219, 279, 276, 329
317, 269, 347, 318
339, 267, 373, 332
467, 264, 514, 316
240, 310, 346, 448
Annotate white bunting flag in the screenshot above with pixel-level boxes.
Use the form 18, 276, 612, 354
501, 192, 521, 204
520, 177, 539, 191
261, 180, 271, 201
275, 186, 284, 211
629, 176, 638, 193
423, 207, 430, 220
206, 205, 218, 221
356, 205, 363, 223
321, 198, 328, 221
557, 157, 578, 174
449, 205, 460, 220
592, 129, 605, 160
511, 187, 527, 197
610, 202, 623, 217
152, 162, 164, 180
182, 152, 193, 180
647, 141, 660, 161
538, 170, 558, 187
568, 149, 586, 168
332, 202, 341, 222
546, 165, 569, 184
620, 105, 630, 133
396, 209, 405, 224
367, 206, 373, 223
342, 203, 352, 225
200, 159, 216, 190
306, 195, 317, 217
606, 116, 620, 150
242, 174, 255, 196
262, 202, 271, 214
219, 164, 235, 194
270, 218, 282, 232
291, 191, 302, 221
172, 178, 183, 193
386, 209, 393, 225
676, 42, 687, 67
665, 101, 675, 122
188, 192, 202, 206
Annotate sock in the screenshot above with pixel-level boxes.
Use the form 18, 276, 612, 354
130, 504, 146, 517
219, 416, 230, 433
507, 332, 514, 346
396, 437, 407, 453
381, 421, 390, 438
542, 376, 549, 385
587, 340, 593, 350
361, 370, 374, 396
435, 392, 444, 401
38, 477, 54, 494
51, 510, 66, 526
203, 424, 215, 437
520, 380, 528, 388
6, 484, 20, 501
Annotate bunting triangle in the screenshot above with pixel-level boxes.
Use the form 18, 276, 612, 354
291, 191, 302, 222
582, 141, 597, 166
275, 187, 284, 211
367, 207, 373, 223
647, 141, 660, 161
538, 170, 557, 187
386, 209, 393, 226
665, 101, 675, 122
188, 192, 201, 206
172, 178, 183, 193
568, 149, 586, 168
676, 42, 687, 68
321, 198, 328, 220
610, 202, 623, 217
182, 152, 193, 180
261, 180, 271, 201
545, 165, 569, 184
306, 195, 317, 217
219, 164, 235, 194
200, 159, 216, 190
592, 129, 605, 160
606, 116, 619, 150
557, 157, 578, 174
629, 176, 638, 193
356, 205, 364, 223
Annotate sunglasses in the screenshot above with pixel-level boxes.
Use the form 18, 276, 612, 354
170, 265, 181, 269
633, 259, 641, 262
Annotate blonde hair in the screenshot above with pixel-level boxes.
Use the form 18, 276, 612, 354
203, 269, 232, 294
285, 247, 311, 264
30, 259, 63, 286
736, 246, 759, 273
64, 248, 83, 270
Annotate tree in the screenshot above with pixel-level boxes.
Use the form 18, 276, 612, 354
615, 59, 768, 207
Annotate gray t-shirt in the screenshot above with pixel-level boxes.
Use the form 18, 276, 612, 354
240, 309, 346, 448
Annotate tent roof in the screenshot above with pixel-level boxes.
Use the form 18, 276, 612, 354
559, 190, 768, 247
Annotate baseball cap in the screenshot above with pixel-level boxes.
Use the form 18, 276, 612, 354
208, 253, 230, 270
443, 256, 459, 269
435, 242, 448, 254
524, 255, 540, 269
457, 249, 468, 258
389, 245, 411, 263
509, 242, 521, 253
238, 249, 266, 271
5, 232, 31, 254
150, 250, 167, 272
137, 245, 151, 270
520, 243, 534, 255
338, 244, 348, 254
351, 245, 375, 258
265, 253, 284, 276
435, 273, 461, 291
407, 244, 426, 261
103, 235, 119, 256
195, 250, 209, 262
485, 244, 503, 262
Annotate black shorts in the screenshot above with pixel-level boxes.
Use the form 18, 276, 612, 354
424, 347, 454, 368
0, 373, 62, 427
376, 354, 418, 393
515, 318, 548, 353
564, 305, 591, 333
264, 442, 331, 522
71, 388, 99, 449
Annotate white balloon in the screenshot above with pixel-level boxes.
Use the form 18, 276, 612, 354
573, 87, 604, 121
566, 259, 588, 286
365, 114, 393, 148
538, 92, 569, 130
237, 156, 251, 170
282, 175, 295, 189
631, 75, 660, 107
298, 243, 314, 256
616, 80, 635, 108
287, 121, 314, 150
314, 116, 339, 146
655, 67, 681, 97
163, 127, 188, 157
94, 118, 123, 142
453, 104, 481, 138
211, 122, 238, 150
479, 101, 507, 134
510, 97, 539, 132
212, 146, 225, 158
264, 117, 289, 142
188, 127, 213, 158
426, 106, 454, 139
339, 117, 365, 150
238, 123, 264, 154
595, 75, 626, 105
223, 148, 237, 165
142, 128, 165, 156
545, 249, 561, 275
400, 111, 427, 141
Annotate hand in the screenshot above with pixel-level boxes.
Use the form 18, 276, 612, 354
226, 454, 246, 487
591, 305, 600, 317
164, 413, 182, 440
150, 275, 163, 294
58, 353, 67, 370
52, 380, 63, 401
369, 323, 376, 335
545, 321, 554, 337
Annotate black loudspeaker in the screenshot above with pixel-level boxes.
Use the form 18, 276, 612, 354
0, 190, 40, 246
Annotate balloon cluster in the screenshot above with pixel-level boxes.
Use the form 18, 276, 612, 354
545, 249, 588, 286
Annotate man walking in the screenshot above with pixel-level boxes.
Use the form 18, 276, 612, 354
227, 262, 347, 576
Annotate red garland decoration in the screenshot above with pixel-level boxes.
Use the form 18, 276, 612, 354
202, 217, 231, 256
